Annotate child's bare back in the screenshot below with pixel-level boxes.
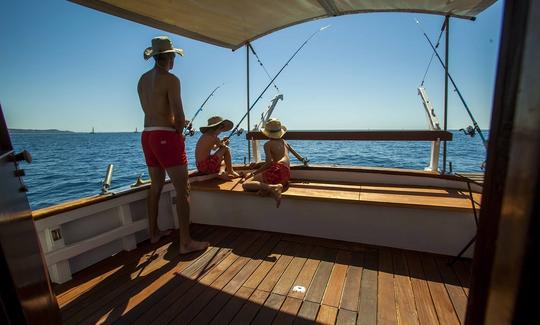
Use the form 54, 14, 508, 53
195, 133, 219, 162
195, 116, 240, 178
264, 139, 290, 166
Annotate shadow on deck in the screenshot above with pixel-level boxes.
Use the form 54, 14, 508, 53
55, 224, 471, 324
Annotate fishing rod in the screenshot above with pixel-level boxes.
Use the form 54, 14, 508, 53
228, 25, 331, 138
185, 83, 224, 136
415, 19, 487, 148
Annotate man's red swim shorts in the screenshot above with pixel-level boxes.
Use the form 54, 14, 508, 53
141, 130, 187, 168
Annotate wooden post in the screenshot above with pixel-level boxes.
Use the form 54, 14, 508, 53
443, 16, 450, 174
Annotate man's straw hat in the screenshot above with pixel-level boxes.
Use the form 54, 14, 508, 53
200, 116, 234, 133
261, 118, 287, 139
144, 36, 184, 60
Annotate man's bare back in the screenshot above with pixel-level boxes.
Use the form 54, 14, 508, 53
138, 68, 184, 130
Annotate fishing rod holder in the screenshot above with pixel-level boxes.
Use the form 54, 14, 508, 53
460, 125, 476, 137
131, 174, 150, 188
101, 164, 114, 195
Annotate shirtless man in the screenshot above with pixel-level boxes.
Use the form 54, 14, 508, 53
195, 116, 240, 179
242, 118, 291, 207
138, 36, 208, 254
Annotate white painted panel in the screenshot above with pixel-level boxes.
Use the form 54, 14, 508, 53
62, 208, 122, 245
69, 239, 123, 274
191, 191, 476, 257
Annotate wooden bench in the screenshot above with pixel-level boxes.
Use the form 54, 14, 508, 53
190, 178, 481, 212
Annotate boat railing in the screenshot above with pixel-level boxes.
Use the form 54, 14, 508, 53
246, 130, 452, 171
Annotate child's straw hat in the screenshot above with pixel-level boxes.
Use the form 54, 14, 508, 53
261, 118, 287, 139
200, 116, 233, 133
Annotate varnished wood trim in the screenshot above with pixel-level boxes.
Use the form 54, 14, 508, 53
246, 130, 453, 141
33, 166, 476, 220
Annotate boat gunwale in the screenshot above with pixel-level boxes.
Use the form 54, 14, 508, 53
32, 165, 480, 220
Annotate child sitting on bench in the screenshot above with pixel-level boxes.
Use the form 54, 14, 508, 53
195, 116, 240, 179
242, 118, 290, 207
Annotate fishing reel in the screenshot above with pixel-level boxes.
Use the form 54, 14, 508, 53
459, 125, 476, 138
185, 123, 195, 137
235, 128, 244, 136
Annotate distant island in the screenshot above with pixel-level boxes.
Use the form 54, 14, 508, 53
9, 128, 75, 134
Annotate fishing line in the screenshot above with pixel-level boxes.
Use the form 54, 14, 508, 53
228, 25, 331, 139
248, 43, 280, 93
419, 19, 446, 86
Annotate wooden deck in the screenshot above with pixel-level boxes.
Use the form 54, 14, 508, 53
55, 225, 471, 324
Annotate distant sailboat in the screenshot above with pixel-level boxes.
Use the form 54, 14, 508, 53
134, 127, 138, 133
91, 127, 95, 134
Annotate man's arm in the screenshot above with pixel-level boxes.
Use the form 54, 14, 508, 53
168, 75, 186, 132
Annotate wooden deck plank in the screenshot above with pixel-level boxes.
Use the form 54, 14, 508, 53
272, 296, 302, 325
296, 301, 320, 324
94, 229, 239, 325
405, 253, 440, 325
208, 286, 254, 325
421, 255, 460, 325
377, 249, 397, 325
257, 242, 296, 292
130, 230, 246, 325
316, 304, 338, 325
392, 252, 419, 325
305, 247, 338, 303
56, 225, 209, 308
452, 259, 472, 296
251, 293, 286, 324
287, 246, 323, 299
435, 256, 468, 324
197, 235, 282, 324
148, 231, 261, 324
357, 249, 378, 325
322, 250, 352, 307
336, 308, 357, 325
339, 252, 363, 311
56, 225, 468, 325
230, 289, 270, 325
183, 233, 274, 324
92, 229, 223, 325
272, 243, 312, 296
62, 227, 224, 325
244, 241, 288, 289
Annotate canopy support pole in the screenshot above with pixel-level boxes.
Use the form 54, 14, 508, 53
443, 16, 450, 174
246, 42, 251, 163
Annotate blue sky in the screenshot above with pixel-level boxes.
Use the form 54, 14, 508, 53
0, 0, 503, 132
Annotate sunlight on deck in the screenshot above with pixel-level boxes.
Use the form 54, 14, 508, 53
55, 225, 471, 324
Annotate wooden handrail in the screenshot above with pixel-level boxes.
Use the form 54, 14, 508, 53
246, 130, 452, 141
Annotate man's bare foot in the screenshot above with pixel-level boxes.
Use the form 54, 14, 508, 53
269, 184, 283, 208
228, 171, 241, 178
180, 240, 209, 254
151, 229, 172, 244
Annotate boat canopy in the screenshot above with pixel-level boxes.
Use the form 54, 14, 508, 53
70, 0, 496, 50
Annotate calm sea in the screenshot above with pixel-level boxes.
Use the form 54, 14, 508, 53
10, 131, 486, 210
